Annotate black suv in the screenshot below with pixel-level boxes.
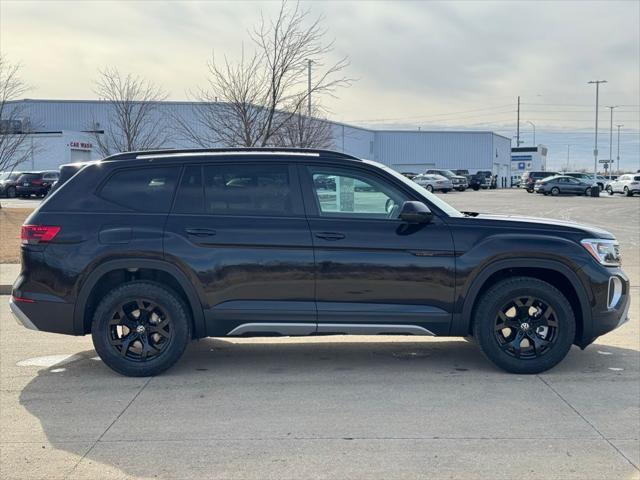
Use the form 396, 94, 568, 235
15, 171, 60, 197
10, 149, 630, 376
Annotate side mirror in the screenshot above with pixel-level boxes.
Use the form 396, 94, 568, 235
399, 201, 433, 224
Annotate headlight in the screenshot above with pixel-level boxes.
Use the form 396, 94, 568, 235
580, 238, 620, 266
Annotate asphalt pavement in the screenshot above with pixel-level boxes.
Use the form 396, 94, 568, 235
1, 189, 639, 479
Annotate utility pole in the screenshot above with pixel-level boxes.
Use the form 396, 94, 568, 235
516, 96, 521, 146
566, 144, 571, 171
307, 59, 312, 118
588, 80, 607, 182
606, 106, 618, 179
526, 120, 536, 146
616, 124, 623, 174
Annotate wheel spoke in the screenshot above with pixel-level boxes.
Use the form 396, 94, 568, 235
120, 336, 134, 357
149, 325, 170, 338
501, 330, 526, 358
528, 333, 550, 355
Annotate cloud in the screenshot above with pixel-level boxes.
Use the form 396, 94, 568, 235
1, 0, 638, 169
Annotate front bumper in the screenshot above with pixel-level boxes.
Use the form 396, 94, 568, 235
577, 264, 631, 347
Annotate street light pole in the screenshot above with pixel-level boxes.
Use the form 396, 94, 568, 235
616, 124, 623, 174
606, 106, 618, 179
588, 80, 607, 182
526, 121, 536, 146
307, 59, 312, 118
566, 144, 570, 171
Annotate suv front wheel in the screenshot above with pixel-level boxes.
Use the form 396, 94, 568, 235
91, 281, 191, 376
472, 277, 575, 374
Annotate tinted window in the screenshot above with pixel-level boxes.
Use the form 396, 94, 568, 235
203, 164, 293, 216
18, 173, 42, 181
100, 167, 179, 212
634, 176, 640, 181
308, 166, 408, 219
173, 166, 204, 214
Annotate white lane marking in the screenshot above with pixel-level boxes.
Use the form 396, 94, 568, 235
609, 367, 624, 371
597, 350, 613, 355
16, 354, 83, 367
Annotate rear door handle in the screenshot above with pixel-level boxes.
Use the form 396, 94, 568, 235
315, 232, 345, 241
185, 228, 217, 237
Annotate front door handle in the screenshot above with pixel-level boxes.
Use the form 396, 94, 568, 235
315, 232, 346, 241
185, 228, 217, 237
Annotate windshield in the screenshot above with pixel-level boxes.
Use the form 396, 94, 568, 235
363, 160, 463, 217
437, 169, 456, 178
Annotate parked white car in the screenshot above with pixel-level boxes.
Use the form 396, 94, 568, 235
606, 174, 640, 196
413, 173, 452, 193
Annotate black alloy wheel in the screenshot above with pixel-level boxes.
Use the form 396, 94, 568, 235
473, 277, 575, 374
494, 296, 558, 359
92, 281, 191, 376
108, 298, 172, 361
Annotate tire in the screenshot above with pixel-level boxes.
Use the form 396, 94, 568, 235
6, 186, 16, 198
607, 186, 613, 195
426, 184, 433, 192
472, 185, 480, 191
584, 187, 591, 196
441, 189, 450, 194
551, 187, 560, 196
625, 186, 632, 197
472, 277, 575, 374
91, 281, 191, 376
457, 187, 466, 192
526, 189, 533, 193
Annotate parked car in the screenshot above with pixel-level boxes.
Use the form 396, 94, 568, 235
0, 171, 23, 198
534, 175, 594, 196
413, 173, 452, 192
11, 148, 629, 377
522, 170, 558, 193
15, 171, 59, 197
564, 172, 604, 191
469, 171, 491, 190
424, 169, 468, 191
400, 172, 418, 180
606, 174, 640, 196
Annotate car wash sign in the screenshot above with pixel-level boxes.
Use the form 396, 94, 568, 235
70, 141, 93, 151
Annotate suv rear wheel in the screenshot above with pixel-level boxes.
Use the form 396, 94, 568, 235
91, 281, 191, 376
472, 277, 575, 374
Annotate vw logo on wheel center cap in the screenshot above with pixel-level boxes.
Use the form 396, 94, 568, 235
520, 322, 530, 331
136, 325, 146, 334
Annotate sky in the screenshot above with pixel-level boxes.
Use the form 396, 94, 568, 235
1, 0, 639, 171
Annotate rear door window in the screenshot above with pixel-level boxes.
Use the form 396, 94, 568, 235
202, 164, 297, 216
99, 166, 180, 212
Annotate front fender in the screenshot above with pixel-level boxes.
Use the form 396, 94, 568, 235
452, 234, 593, 337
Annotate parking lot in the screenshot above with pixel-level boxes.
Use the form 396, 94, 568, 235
1, 188, 639, 479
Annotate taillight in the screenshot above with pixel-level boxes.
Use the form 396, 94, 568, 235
21, 225, 60, 245
31, 179, 43, 185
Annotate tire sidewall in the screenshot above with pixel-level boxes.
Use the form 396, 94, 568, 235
91, 282, 191, 376
473, 278, 575, 374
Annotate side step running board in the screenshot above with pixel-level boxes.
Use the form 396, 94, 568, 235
227, 323, 435, 336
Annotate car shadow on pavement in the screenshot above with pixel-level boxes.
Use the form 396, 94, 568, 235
16, 338, 640, 479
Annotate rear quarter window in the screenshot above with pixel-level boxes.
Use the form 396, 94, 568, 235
99, 166, 180, 213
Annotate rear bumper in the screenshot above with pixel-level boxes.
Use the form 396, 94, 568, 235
9, 297, 39, 330
16, 186, 48, 195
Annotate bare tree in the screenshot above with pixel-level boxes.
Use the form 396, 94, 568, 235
175, 0, 351, 148
274, 98, 334, 148
0, 55, 36, 173
90, 68, 171, 156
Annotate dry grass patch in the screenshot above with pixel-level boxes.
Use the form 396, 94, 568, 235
0, 208, 32, 263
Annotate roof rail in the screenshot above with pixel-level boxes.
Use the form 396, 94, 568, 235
103, 147, 360, 162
